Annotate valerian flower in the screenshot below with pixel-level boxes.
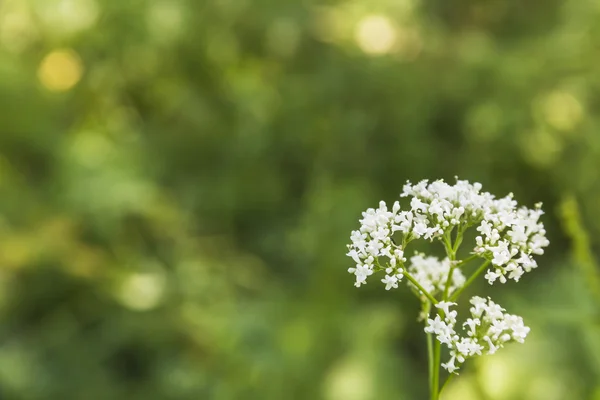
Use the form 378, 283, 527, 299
346, 179, 549, 288
344, 178, 547, 388
425, 297, 530, 374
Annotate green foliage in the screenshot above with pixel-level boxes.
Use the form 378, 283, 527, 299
0, 0, 599, 398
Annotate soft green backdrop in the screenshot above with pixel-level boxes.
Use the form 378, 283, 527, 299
0, 0, 599, 399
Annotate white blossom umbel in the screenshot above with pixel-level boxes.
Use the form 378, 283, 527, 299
346, 179, 549, 288
346, 200, 406, 288
344, 178, 548, 385
424, 297, 530, 374
407, 253, 465, 297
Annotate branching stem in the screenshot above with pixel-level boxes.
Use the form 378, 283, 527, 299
404, 271, 438, 305
450, 260, 491, 302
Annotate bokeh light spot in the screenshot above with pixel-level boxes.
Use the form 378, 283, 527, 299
0, 5, 38, 53
355, 15, 397, 55
34, 0, 99, 36
37, 49, 83, 92
324, 358, 373, 400
477, 355, 518, 399
118, 272, 165, 311
441, 374, 479, 400
541, 91, 584, 132
147, 1, 183, 42
520, 129, 563, 168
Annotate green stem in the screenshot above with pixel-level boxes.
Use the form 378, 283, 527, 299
452, 225, 464, 254
404, 271, 438, 305
442, 254, 478, 300
450, 260, 491, 302
442, 264, 455, 300
442, 231, 453, 255
431, 339, 441, 400
427, 331, 433, 394
424, 301, 435, 397
442, 229, 460, 299
455, 254, 478, 268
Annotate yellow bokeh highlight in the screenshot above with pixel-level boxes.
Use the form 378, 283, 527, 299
324, 357, 373, 400
0, 235, 32, 269
0, 4, 38, 53
441, 374, 479, 400
118, 271, 166, 311
477, 356, 518, 399
37, 49, 83, 92
541, 90, 584, 132
355, 15, 397, 55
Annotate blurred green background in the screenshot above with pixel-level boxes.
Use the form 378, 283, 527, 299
0, 0, 600, 399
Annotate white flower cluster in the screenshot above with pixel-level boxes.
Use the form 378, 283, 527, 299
407, 253, 465, 297
475, 203, 549, 284
346, 201, 406, 288
346, 179, 549, 288
345, 179, 544, 380
402, 179, 549, 284
424, 297, 530, 374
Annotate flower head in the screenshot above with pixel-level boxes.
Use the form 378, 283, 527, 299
346, 178, 549, 288
345, 178, 545, 385
425, 297, 530, 374
345, 178, 543, 386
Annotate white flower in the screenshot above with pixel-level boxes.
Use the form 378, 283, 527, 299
505, 314, 530, 342
508, 225, 528, 244
441, 356, 458, 374
381, 274, 399, 290
436, 301, 457, 317
463, 318, 480, 336
484, 269, 500, 284
469, 296, 488, 318
345, 179, 543, 377
346, 249, 362, 264
411, 197, 428, 212
484, 336, 498, 354
350, 264, 373, 287
505, 262, 524, 282
405, 254, 466, 297
425, 315, 455, 345
424, 315, 447, 335
426, 297, 530, 374
346, 178, 548, 288
413, 222, 428, 238
477, 221, 493, 237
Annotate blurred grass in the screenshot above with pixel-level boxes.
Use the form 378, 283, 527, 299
559, 195, 600, 303
0, 0, 599, 399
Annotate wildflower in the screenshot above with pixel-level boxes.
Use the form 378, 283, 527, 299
381, 274, 400, 290
345, 178, 546, 389
406, 254, 465, 297
346, 178, 549, 288
424, 297, 530, 374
